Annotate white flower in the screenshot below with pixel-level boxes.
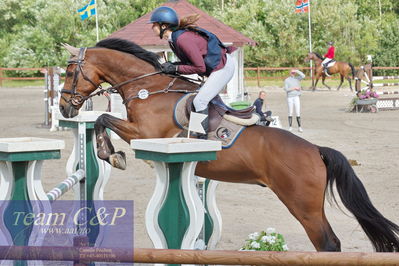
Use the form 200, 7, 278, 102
261, 235, 277, 244
282, 244, 289, 251
250, 241, 260, 249
248, 232, 259, 240
266, 227, 276, 235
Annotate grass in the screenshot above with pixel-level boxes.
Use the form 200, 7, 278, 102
0, 80, 44, 88
245, 79, 350, 89
3, 78, 389, 91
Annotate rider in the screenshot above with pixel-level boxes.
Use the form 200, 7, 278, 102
149, 6, 237, 139
322, 41, 335, 73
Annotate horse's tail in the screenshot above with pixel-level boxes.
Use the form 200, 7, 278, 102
348, 63, 355, 79
319, 146, 399, 252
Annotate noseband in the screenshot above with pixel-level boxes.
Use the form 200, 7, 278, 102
61, 48, 101, 107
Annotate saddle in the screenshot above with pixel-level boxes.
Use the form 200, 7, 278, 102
324, 60, 336, 76
174, 93, 258, 148
185, 95, 254, 131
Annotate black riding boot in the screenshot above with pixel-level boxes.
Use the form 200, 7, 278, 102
195, 108, 209, 140
288, 116, 293, 127
296, 116, 301, 127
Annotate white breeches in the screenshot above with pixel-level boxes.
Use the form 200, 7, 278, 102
193, 53, 236, 112
287, 96, 301, 116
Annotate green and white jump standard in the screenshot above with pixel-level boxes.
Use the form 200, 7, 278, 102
0, 137, 64, 266
131, 138, 222, 263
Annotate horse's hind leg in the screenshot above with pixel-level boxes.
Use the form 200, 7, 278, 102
347, 76, 353, 91
269, 161, 341, 251
293, 203, 341, 251
336, 75, 344, 91
94, 114, 139, 170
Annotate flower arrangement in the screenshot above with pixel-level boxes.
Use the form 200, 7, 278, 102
241, 228, 288, 251
350, 89, 379, 109
356, 89, 379, 100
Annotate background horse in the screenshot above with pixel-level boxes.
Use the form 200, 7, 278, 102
305, 52, 355, 91
59, 38, 399, 252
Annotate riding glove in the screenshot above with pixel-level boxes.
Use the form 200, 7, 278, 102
161, 62, 177, 74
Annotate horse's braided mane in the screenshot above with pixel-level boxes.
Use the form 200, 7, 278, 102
313, 52, 324, 60
95, 38, 162, 70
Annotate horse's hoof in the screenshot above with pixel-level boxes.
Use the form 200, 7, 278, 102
109, 151, 126, 170
97, 150, 110, 161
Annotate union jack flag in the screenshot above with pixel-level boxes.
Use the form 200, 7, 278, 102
295, 0, 309, 13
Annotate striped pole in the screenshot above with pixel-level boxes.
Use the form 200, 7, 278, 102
373, 82, 399, 87
377, 91, 399, 95
372, 75, 399, 80
46, 169, 85, 202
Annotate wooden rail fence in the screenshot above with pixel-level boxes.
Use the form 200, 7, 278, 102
0, 246, 398, 265
1, 67, 399, 87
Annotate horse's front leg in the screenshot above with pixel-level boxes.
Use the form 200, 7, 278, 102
321, 75, 331, 90
313, 73, 321, 91
94, 113, 139, 170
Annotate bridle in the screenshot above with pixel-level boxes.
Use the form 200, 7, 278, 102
61, 47, 202, 108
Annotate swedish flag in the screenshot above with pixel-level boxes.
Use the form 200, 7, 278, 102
77, 0, 96, 21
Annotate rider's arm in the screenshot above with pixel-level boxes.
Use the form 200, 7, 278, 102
175, 33, 207, 75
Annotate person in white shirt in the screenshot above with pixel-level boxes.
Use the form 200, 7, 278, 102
284, 69, 305, 132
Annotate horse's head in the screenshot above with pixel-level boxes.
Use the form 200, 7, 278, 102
304, 52, 314, 63
304, 52, 323, 63
59, 44, 103, 118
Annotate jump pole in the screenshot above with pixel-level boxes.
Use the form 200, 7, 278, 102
0, 246, 398, 265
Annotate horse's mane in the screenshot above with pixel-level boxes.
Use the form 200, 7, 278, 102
95, 38, 162, 70
313, 52, 324, 60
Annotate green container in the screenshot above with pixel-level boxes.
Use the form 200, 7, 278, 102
230, 101, 251, 110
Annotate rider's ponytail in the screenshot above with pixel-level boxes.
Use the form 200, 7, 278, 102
178, 14, 200, 30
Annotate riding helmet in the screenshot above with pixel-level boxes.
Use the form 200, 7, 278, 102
149, 6, 179, 26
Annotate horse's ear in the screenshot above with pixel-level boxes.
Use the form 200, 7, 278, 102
62, 43, 79, 56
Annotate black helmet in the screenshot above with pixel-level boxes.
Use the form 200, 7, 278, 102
149, 6, 179, 26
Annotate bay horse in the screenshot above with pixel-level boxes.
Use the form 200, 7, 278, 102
304, 52, 355, 91
59, 38, 399, 252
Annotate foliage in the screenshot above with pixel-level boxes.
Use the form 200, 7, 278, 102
0, 0, 398, 73
241, 228, 288, 251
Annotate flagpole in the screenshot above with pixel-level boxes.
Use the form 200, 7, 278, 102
95, 0, 99, 42
307, 0, 314, 89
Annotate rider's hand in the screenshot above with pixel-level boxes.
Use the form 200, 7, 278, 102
161, 62, 177, 74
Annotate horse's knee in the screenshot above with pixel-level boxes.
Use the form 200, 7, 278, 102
94, 114, 108, 133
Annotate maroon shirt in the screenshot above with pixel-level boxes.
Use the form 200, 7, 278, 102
170, 31, 237, 76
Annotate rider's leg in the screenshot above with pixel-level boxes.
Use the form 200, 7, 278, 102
321, 58, 330, 73
193, 54, 236, 112
192, 54, 235, 138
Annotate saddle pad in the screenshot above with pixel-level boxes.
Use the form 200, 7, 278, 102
173, 94, 246, 149
326, 60, 336, 68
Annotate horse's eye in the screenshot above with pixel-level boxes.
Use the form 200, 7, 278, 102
66, 71, 74, 77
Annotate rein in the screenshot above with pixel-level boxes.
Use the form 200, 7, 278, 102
62, 47, 201, 107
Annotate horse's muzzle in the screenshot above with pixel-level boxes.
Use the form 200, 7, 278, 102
59, 102, 79, 118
